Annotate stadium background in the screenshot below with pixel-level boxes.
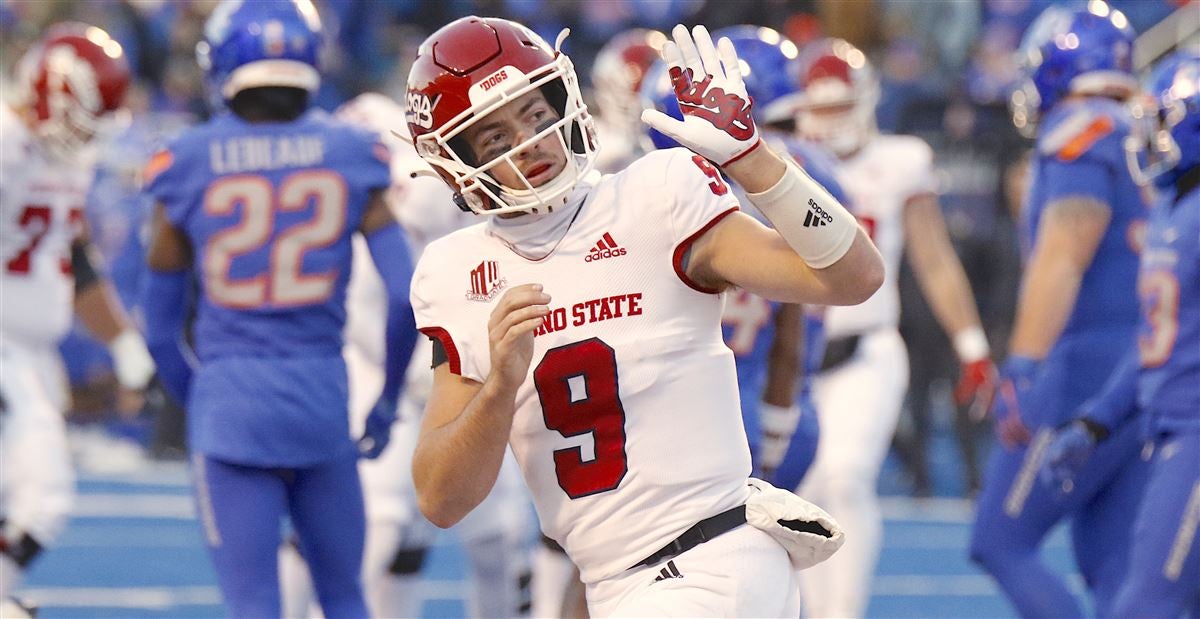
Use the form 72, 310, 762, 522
1, 0, 1194, 616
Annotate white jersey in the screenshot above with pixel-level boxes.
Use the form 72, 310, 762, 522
824, 135, 936, 338
412, 148, 753, 583
0, 105, 94, 348
339, 93, 472, 411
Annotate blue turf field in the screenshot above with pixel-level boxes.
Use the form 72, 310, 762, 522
19, 455, 1084, 618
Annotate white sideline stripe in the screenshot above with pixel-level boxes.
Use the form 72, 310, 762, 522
872, 574, 999, 596
879, 496, 975, 523
77, 462, 192, 486
29, 575, 1074, 610
72, 494, 196, 520
872, 573, 1087, 597
24, 582, 472, 610
21, 586, 221, 609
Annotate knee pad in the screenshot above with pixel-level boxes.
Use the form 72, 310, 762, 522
387, 546, 428, 576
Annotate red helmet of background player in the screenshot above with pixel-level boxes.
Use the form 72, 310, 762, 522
14, 22, 131, 159
405, 16, 598, 216
793, 37, 879, 156
591, 28, 667, 128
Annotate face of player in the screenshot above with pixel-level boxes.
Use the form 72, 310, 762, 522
461, 89, 567, 191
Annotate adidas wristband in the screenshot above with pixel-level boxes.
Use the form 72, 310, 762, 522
746, 160, 858, 269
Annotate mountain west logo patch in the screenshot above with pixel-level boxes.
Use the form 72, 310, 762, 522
466, 260, 506, 302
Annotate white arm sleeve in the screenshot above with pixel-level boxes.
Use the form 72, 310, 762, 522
746, 160, 858, 269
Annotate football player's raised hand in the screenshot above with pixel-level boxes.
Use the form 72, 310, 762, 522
488, 284, 551, 391
641, 24, 762, 167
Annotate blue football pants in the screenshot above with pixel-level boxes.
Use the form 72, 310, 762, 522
970, 333, 1148, 618
192, 453, 369, 618
1111, 431, 1200, 618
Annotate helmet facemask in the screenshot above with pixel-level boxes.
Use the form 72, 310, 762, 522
413, 36, 599, 217
1124, 93, 1183, 186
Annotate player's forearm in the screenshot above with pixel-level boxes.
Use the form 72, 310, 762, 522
366, 222, 417, 406
413, 378, 519, 528
1080, 348, 1139, 431
913, 251, 986, 357
735, 152, 884, 303
141, 269, 195, 403
762, 304, 802, 407
1008, 249, 1084, 359
805, 229, 885, 305
74, 280, 130, 343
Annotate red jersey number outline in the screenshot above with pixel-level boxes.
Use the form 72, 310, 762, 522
691, 155, 729, 196
534, 338, 628, 499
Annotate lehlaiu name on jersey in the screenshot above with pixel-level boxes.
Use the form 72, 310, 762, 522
209, 134, 325, 174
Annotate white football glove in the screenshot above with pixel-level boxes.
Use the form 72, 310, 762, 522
745, 477, 844, 571
641, 24, 762, 166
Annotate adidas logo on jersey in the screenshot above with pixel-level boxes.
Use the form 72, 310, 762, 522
653, 560, 683, 582
803, 198, 833, 228
585, 232, 627, 262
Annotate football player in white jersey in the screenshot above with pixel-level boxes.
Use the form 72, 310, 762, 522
405, 18, 881, 617
0, 23, 154, 601
790, 38, 998, 618
528, 28, 673, 619
277, 93, 534, 619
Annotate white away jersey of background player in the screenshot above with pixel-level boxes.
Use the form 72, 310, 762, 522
0, 105, 93, 347
338, 92, 473, 413
824, 135, 936, 338
412, 148, 753, 584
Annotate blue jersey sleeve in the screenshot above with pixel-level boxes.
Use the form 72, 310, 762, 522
143, 138, 200, 227
1036, 101, 1125, 208
1040, 157, 1114, 208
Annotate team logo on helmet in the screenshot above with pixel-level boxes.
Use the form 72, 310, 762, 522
406, 91, 437, 130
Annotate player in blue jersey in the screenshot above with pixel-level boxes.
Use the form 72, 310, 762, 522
968, 4, 1150, 617
138, 2, 417, 617
1041, 49, 1200, 619
641, 26, 839, 486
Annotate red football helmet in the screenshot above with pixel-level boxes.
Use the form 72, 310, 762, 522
793, 38, 879, 156
405, 16, 598, 216
591, 28, 667, 128
14, 23, 131, 159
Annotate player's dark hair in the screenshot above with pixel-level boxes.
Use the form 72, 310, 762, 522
229, 86, 309, 122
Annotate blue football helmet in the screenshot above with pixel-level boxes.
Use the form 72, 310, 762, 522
196, 0, 323, 103
639, 58, 683, 151
639, 26, 803, 151
1126, 49, 1200, 188
712, 26, 803, 126
1010, 1, 1137, 136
